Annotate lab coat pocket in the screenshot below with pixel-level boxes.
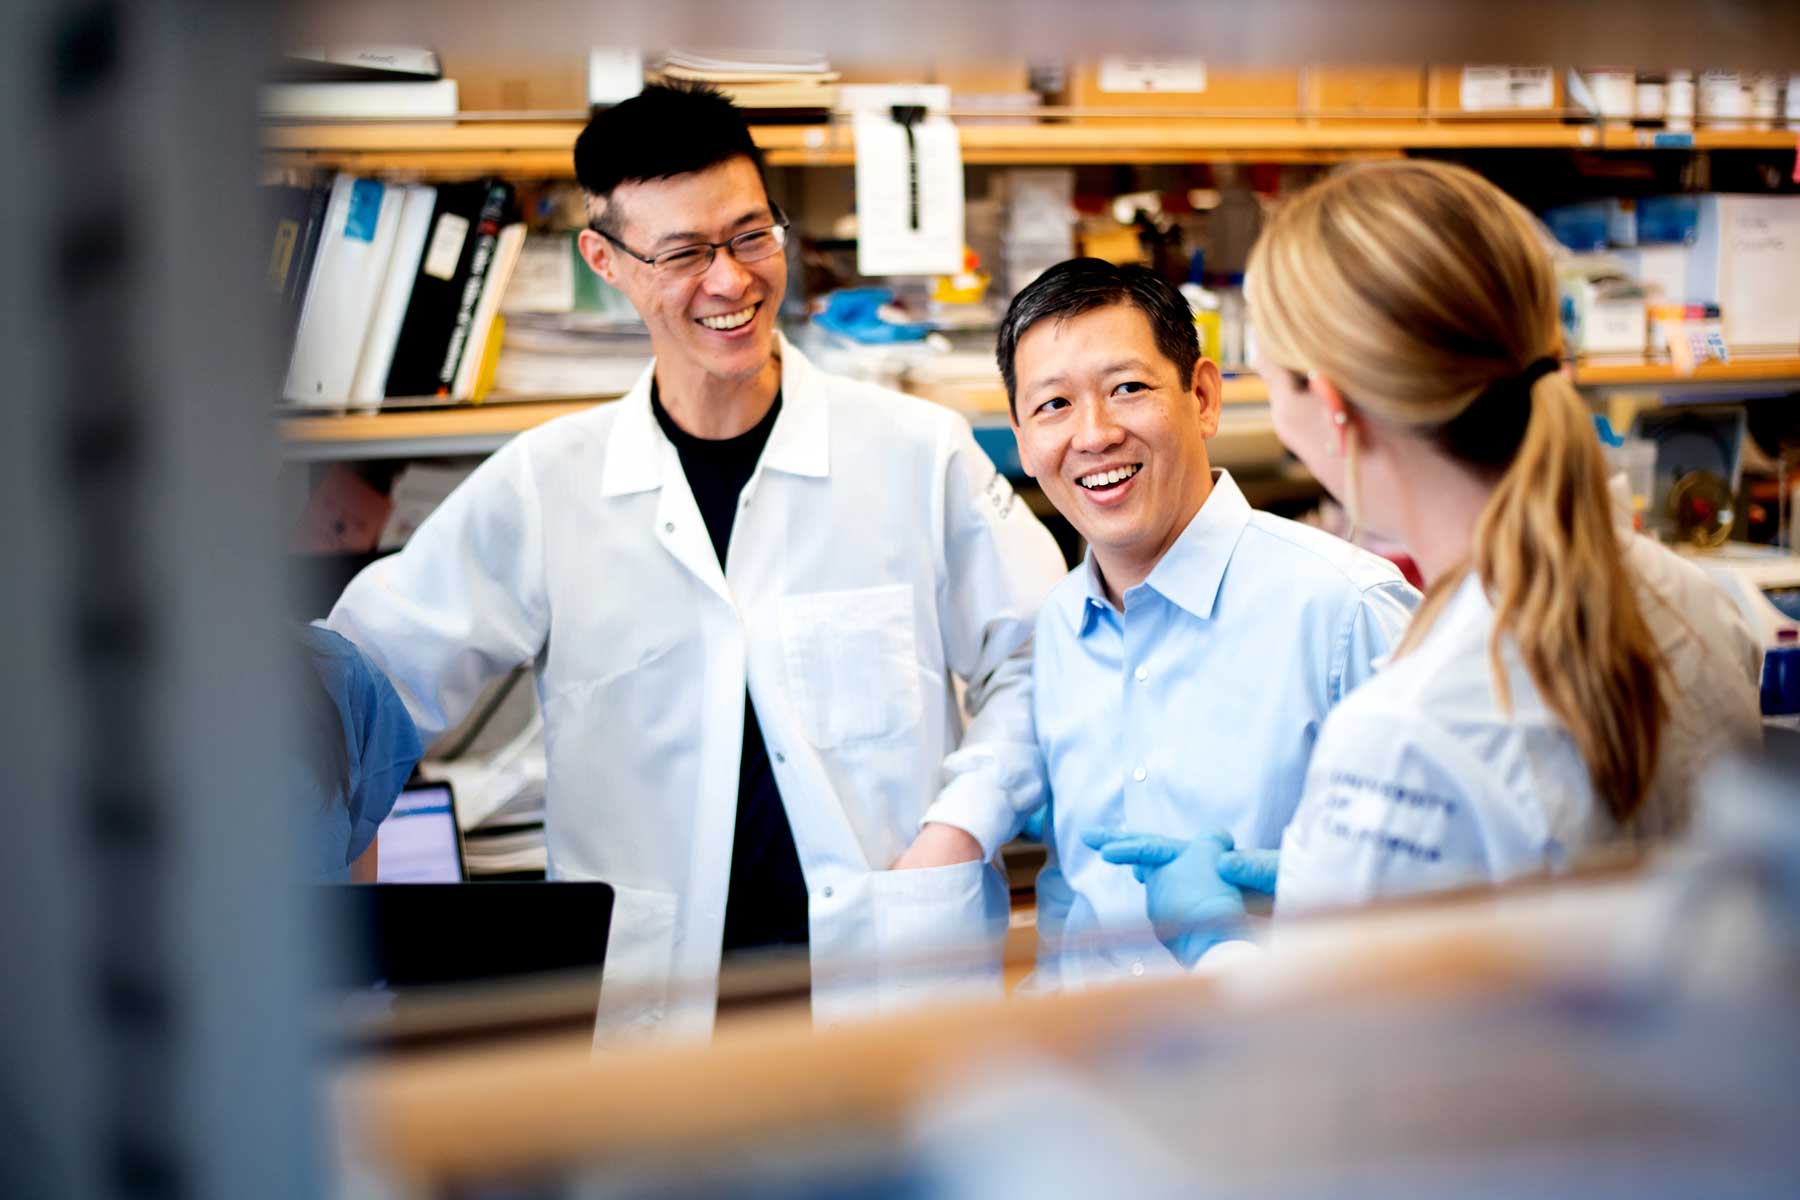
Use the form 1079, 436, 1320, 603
869, 857, 1006, 1014
779, 584, 922, 749
585, 878, 679, 1044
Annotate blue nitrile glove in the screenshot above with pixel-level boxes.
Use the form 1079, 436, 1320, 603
1216, 848, 1279, 896
1082, 827, 1248, 969
1019, 806, 1048, 843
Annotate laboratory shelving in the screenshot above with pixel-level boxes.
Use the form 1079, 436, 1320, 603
262, 118, 1800, 176
278, 360, 1800, 461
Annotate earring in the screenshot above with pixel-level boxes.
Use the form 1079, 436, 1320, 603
1332, 411, 1348, 427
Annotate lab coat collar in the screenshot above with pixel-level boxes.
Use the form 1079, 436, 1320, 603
758, 334, 831, 479
599, 333, 829, 498
1062, 469, 1253, 635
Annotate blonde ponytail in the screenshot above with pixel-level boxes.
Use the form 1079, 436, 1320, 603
1398, 371, 1665, 819
1249, 160, 1666, 822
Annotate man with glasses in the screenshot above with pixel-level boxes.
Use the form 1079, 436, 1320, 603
327, 83, 1064, 1039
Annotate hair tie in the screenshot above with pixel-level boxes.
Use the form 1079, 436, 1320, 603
1515, 356, 1560, 393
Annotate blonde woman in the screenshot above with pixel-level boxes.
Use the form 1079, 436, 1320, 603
1088, 161, 1761, 964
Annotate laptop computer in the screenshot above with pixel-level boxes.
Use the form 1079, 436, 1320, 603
317, 879, 616, 1048
376, 780, 466, 882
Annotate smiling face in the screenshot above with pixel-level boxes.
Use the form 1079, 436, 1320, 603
578, 155, 786, 395
1011, 302, 1222, 598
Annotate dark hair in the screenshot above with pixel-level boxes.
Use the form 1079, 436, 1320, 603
573, 82, 769, 234
996, 258, 1201, 419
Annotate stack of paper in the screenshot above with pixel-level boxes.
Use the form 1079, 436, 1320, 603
461, 786, 548, 877
489, 232, 653, 398
651, 48, 836, 115
263, 46, 456, 119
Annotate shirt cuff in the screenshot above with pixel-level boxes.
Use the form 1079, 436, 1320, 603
920, 773, 1018, 861
1192, 938, 1264, 974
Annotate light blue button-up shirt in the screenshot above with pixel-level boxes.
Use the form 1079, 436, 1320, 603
1030, 470, 1420, 989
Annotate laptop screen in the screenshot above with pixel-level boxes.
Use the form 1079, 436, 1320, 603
377, 782, 464, 883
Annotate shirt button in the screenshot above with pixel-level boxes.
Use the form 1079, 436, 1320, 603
1134, 665, 1148, 682
663, 521, 675, 534
774, 750, 786, 764
821, 886, 834, 899
1130, 960, 1145, 977
1133, 766, 1147, 782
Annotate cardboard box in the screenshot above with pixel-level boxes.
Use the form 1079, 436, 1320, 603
1060, 59, 1300, 113
1427, 65, 1564, 116
932, 62, 1032, 94
1301, 67, 1426, 117
451, 56, 587, 112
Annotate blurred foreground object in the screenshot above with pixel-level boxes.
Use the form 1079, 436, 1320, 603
333, 746, 1800, 1198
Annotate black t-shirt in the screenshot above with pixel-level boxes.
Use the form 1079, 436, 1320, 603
651, 385, 810, 956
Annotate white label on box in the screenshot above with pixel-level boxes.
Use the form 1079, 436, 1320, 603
1460, 66, 1554, 111
1098, 58, 1206, 94
422, 213, 469, 280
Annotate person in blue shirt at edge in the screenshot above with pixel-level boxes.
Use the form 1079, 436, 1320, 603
294, 624, 423, 882
1091, 160, 1763, 970
998, 257, 1421, 989
325, 82, 1066, 1038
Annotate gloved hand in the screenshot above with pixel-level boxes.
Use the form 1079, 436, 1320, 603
1217, 848, 1279, 895
1019, 806, 1048, 844
1082, 827, 1248, 969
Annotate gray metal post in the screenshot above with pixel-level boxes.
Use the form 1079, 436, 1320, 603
1, 3, 315, 1198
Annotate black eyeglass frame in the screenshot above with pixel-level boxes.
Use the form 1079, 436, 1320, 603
590, 209, 791, 276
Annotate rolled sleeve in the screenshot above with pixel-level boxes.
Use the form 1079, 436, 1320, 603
922, 762, 1030, 861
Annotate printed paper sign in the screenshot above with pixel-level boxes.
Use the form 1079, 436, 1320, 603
1098, 58, 1207, 94
854, 113, 964, 276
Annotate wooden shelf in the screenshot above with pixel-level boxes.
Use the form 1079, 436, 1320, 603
1572, 356, 1800, 388
281, 398, 608, 460
279, 359, 1800, 461
280, 379, 1267, 460
263, 118, 1648, 176
1599, 127, 1800, 152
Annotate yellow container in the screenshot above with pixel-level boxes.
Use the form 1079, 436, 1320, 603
1192, 309, 1222, 362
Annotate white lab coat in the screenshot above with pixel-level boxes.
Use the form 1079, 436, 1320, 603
1276, 534, 1764, 916
328, 336, 1066, 1039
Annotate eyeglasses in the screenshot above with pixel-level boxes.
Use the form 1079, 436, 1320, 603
593, 212, 790, 279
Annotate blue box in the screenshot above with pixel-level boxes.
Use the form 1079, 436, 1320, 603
1543, 202, 1611, 252
1636, 194, 1700, 245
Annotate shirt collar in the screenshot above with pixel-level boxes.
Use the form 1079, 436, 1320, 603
601, 332, 828, 497
1059, 469, 1254, 636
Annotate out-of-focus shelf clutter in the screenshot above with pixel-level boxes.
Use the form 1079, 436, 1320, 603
279, 358, 1800, 460
268, 49, 1800, 560
264, 120, 1800, 176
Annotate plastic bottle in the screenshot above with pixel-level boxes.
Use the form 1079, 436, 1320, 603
1762, 628, 1800, 732
1181, 282, 1223, 362
1666, 70, 1695, 131
1218, 273, 1247, 369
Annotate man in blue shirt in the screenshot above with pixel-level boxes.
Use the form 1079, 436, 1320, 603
999, 259, 1419, 988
